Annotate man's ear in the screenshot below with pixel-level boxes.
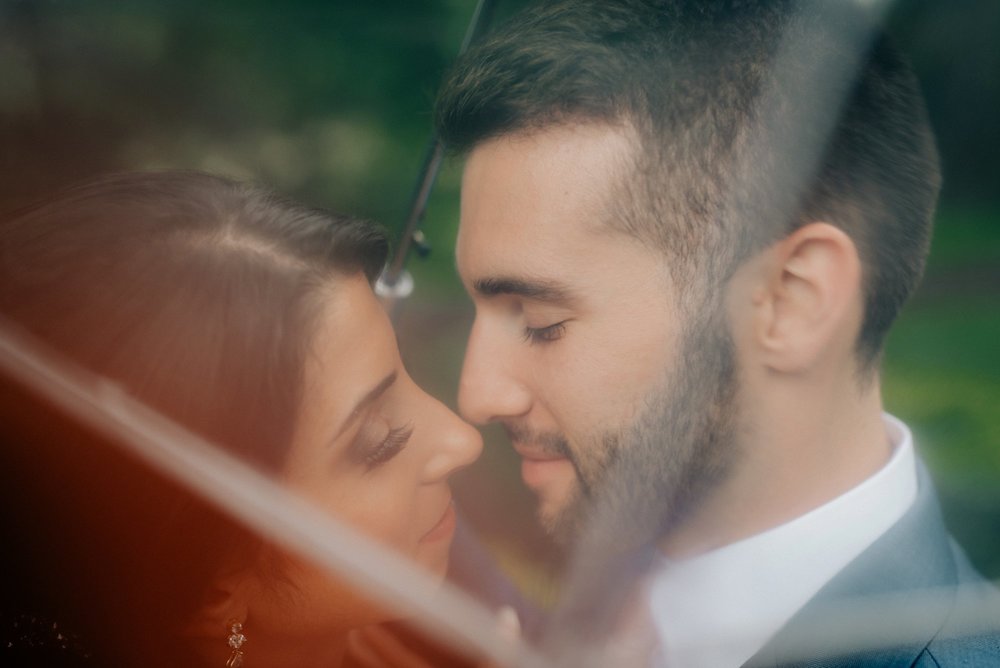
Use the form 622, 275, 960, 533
184, 569, 253, 639
751, 222, 862, 374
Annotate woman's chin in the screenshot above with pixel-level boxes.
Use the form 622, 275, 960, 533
416, 539, 453, 583
415, 501, 457, 576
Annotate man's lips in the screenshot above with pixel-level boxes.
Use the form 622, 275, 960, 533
514, 444, 572, 488
512, 443, 566, 462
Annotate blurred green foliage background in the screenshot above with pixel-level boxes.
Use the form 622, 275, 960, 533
1, 0, 997, 587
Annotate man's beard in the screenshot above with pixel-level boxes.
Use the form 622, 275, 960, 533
501, 423, 599, 542
529, 301, 740, 550
594, 309, 739, 551
540, 301, 741, 660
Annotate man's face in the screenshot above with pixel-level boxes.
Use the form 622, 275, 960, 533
457, 124, 734, 541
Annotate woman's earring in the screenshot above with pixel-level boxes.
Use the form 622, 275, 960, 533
225, 620, 247, 667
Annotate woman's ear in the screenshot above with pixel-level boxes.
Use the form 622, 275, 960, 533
184, 569, 253, 639
751, 222, 862, 374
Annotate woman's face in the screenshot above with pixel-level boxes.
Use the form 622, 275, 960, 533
247, 274, 482, 634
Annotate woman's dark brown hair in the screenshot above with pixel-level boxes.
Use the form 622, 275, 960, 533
0, 171, 388, 665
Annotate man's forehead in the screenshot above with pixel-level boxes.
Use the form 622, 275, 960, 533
455, 213, 617, 296
454, 123, 663, 297
457, 126, 636, 240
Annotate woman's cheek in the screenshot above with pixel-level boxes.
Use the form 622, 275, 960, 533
347, 484, 419, 556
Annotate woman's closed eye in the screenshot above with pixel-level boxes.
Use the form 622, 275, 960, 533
359, 423, 413, 470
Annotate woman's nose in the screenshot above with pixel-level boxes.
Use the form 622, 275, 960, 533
420, 396, 484, 484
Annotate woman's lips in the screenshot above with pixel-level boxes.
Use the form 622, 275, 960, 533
420, 500, 456, 543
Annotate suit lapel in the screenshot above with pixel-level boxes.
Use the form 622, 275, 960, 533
746, 460, 959, 667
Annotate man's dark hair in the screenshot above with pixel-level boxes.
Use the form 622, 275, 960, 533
436, 0, 940, 370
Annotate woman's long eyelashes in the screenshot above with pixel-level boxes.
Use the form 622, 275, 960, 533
523, 321, 567, 344
363, 423, 413, 470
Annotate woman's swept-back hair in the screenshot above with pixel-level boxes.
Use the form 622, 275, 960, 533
0, 170, 388, 665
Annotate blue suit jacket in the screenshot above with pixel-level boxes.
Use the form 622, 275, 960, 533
748, 462, 1000, 667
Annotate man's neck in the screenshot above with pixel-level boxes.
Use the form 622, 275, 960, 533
659, 373, 890, 559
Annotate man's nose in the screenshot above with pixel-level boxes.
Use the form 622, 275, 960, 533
458, 318, 532, 425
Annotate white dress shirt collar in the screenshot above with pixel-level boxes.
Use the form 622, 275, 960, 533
647, 413, 918, 668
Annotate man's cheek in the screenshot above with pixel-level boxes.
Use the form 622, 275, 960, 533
537, 460, 579, 506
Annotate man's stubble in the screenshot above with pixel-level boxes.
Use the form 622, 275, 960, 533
547, 296, 740, 552
538, 293, 742, 661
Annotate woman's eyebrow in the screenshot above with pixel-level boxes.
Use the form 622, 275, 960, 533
334, 371, 398, 439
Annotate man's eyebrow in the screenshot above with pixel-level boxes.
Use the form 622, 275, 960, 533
334, 371, 397, 440
472, 276, 576, 303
